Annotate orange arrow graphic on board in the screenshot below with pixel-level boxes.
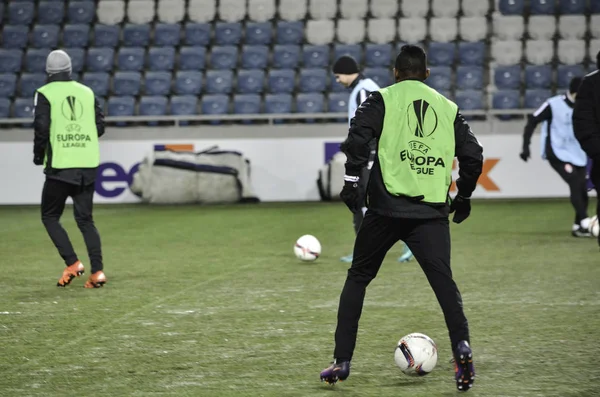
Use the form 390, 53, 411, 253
450, 158, 500, 192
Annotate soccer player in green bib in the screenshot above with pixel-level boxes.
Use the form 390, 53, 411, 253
320, 45, 484, 392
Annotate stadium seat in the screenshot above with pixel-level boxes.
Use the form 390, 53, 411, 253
557, 64, 585, 88
498, 0, 525, 15
432, 0, 459, 17
428, 42, 456, 66
559, 0, 585, 13
276, 21, 304, 45
370, 0, 397, 18
557, 40, 585, 64
113, 71, 141, 96
25, 49, 51, 73
426, 66, 452, 91
68, 1, 95, 24
367, 18, 396, 44
154, 24, 181, 47
401, 1, 428, 17
459, 17, 487, 42
245, 22, 272, 45
268, 69, 296, 93
248, 0, 275, 22
188, 0, 215, 22
494, 65, 522, 89
455, 90, 484, 110
13, 97, 35, 119
296, 93, 325, 114
309, 0, 336, 19
117, 47, 144, 71
302, 45, 330, 68
525, 89, 552, 109
237, 69, 265, 94
592, 0, 600, 13
0, 98, 10, 119
0, 74, 17, 98
144, 71, 172, 95
0, 49, 23, 73
530, 0, 556, 14
493, 90, 521, 110
340, 0, 368, 19
265, 93, 292, 114
430, 18, 458, 42
525, 40, 553, 65
174, 71, 203, 95
491, 40, 522, 65
558, 16, 585, 40
87, 48, 115, 72
82, 72, 110, 97
97, 0, 125, 25
8, 2, 35, 25
456, 66, 483, 90
107, 96, 135, 117
525, 64, 553, 88
170, 95, 198, 116
65, 48, 84, 73
208, 46, 237, 70
457, 41, 485, 66
219, 0, 246, 22
528, 16, 556, 40
123, 24, 151, 47
38, 1, 65, 24
364, 67, 393, 87
148, 47, 176, 71
233, 93, 262, 120
590, 39, 600, 60
306, 20, 335, 45
591, 16, 600, 39
32, 25, 60, 49
279, 0, 307, 21
94, 25, 120, 47
157, 0, 185, 23
215, 22, 243, 46
493, 15, 524, 41
205, 70, 234, 94
299, 68, 328, 93
462, 0, 490, 16
272, 45, 301, 69
63, 24, 89, 48
328, 92, 348, 113
2, 26, 29, 49
398, 18, 428, 43
139, 96, 168, 121
334, 44, 363, 65
241, 45, 269, 69
337, 19, 366, 45
201, 94, 230, 116
365, 44, 392, 67
184, 23, 211, 46
178, 47, 206, 71
127, 0, 154, 24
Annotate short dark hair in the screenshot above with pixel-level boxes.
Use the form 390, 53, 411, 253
394, 45, 427, 79
569, 76, 582, 94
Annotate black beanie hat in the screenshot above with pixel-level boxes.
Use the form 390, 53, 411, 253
332, 55, 359, 74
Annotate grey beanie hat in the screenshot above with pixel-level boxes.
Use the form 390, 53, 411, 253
46, 50, 72, 75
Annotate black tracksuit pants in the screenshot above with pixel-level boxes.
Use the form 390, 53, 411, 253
41, 178, 103, 273
592, 160, 600, 245
548, 158, 589, 225
333, 211, 469, 362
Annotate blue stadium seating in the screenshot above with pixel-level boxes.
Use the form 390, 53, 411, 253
38, 1, 65, 24
0, 98, 10, 119
68, 1, 95, 24
272, 45, 301, 69
245, 22, 272, 45
276, 21, 304, 44
185, 23, 211, 46
429, 43, 456, 66
592, 0, 600, 13
123, 24, 151, 47
499, 0, 525, 15
365, 44, 393, 68
144, 72, 172, 96
179, 47, 206, 70
66, 48, 85, 73
88, 47, 115, 72
493, 90, 521, 110
13, 97, 34, 119
209, 46, 238, 69
174, 71, 203, 95
525, 65, 553, 89
205, 70, 233, 94
113, 71, 141, 96
107, 96, 135, 117
234, 94, 262, 115
32, 25, 60, 48
241, 45, 269, 69
0, 49, 23, 73
328, 93, 348, 114
140, 96, 168, 120
458, 42, 485, 66
170, 95, 198, 116
0, 74, 17, 98
8, 2, 35, 25
2, 25, 29, 49
303, 45, 330, 68
530, 0, 556, 14
334, 44, 363, 65
237, 69, 265, 94
19, 73, 46, 97
117, 47, 144, 72
82, 72, 110, 97
201, 94, 230, 115
525, 89, 552, 109
557, 64, 585, 88
154, 24, 182, 47
268, 69, 295, 93
456, 66, 484, 90
265, 93, 293, 114
94, 25, 120, 48
25, 48, 51, 73
364, 67, 393, 88
559, 0, 586, 14
427, 66, 452, 91
0, 4, 4, 27
298, 68, 328, 93
63, 24, 89, 48
215, 22, 243, 45
296, 93, 325, 115
494, 65, 522, 89
455, 90, 485, 110
148, 47, 176, 71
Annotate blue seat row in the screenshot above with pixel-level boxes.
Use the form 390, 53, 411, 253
498, 0, 600, 15
4, 1, 96, 25
494, 64, 588, 90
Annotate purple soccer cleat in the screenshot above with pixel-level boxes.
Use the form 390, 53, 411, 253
319, 360, 350, 385
454, 341, 475, 392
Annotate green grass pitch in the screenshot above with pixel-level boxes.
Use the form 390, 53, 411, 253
0, 200, 599, 397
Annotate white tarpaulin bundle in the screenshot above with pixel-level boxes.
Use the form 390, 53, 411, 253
130, 146, 259, 204
316, 151, 346, 201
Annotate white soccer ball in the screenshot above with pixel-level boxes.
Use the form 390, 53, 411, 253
294, 235, 321, 262
590, 215, 599, 237
394, 332, 438, 376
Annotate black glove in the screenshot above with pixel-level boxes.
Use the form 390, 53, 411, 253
33, 156, 43, 165
519, 147, 530, 162
340, 179, 361, 213
449, 194, 471, 224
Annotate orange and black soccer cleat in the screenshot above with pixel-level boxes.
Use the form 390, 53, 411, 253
84, 271, 106, 288
57, 261, 85, 287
